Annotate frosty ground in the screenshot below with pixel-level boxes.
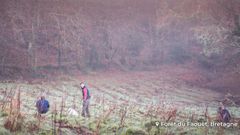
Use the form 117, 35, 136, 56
0, 70, 239, 135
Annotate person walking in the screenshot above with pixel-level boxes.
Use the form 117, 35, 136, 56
80, 82, 91, 117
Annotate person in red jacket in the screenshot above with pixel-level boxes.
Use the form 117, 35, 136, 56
80, 82, 91, 117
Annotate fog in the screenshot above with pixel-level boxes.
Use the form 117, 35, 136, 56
1, 1, 240, 135
0, 0, 240, 91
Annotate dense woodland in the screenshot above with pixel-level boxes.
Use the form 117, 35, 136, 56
0, 0, 240, 92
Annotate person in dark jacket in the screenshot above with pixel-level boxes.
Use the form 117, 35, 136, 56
80, 83, 91, 117
217, 104, 231, 123
36, 96, 50, 115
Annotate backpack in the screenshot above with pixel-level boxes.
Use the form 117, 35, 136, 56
87, 88, 91, 99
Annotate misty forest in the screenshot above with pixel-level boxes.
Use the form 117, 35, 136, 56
0, 0, 240, 135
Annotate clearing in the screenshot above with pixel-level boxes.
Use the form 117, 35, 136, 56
0, 70, 239, 135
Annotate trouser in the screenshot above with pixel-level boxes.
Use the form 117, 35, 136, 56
82, 99, 90, 117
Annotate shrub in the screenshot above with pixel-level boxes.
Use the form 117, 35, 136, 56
125, 128, 147, 135
0, 127, 11, 135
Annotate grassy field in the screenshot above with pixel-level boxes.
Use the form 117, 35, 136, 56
0, 71, 239, 135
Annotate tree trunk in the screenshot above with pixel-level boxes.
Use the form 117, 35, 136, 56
31, 23, 37, 71
1, 57, 5, 73
58, 46, 62, 68
234, 15, 240, 29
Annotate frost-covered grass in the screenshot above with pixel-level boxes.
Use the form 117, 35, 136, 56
0, 71, 239, 134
